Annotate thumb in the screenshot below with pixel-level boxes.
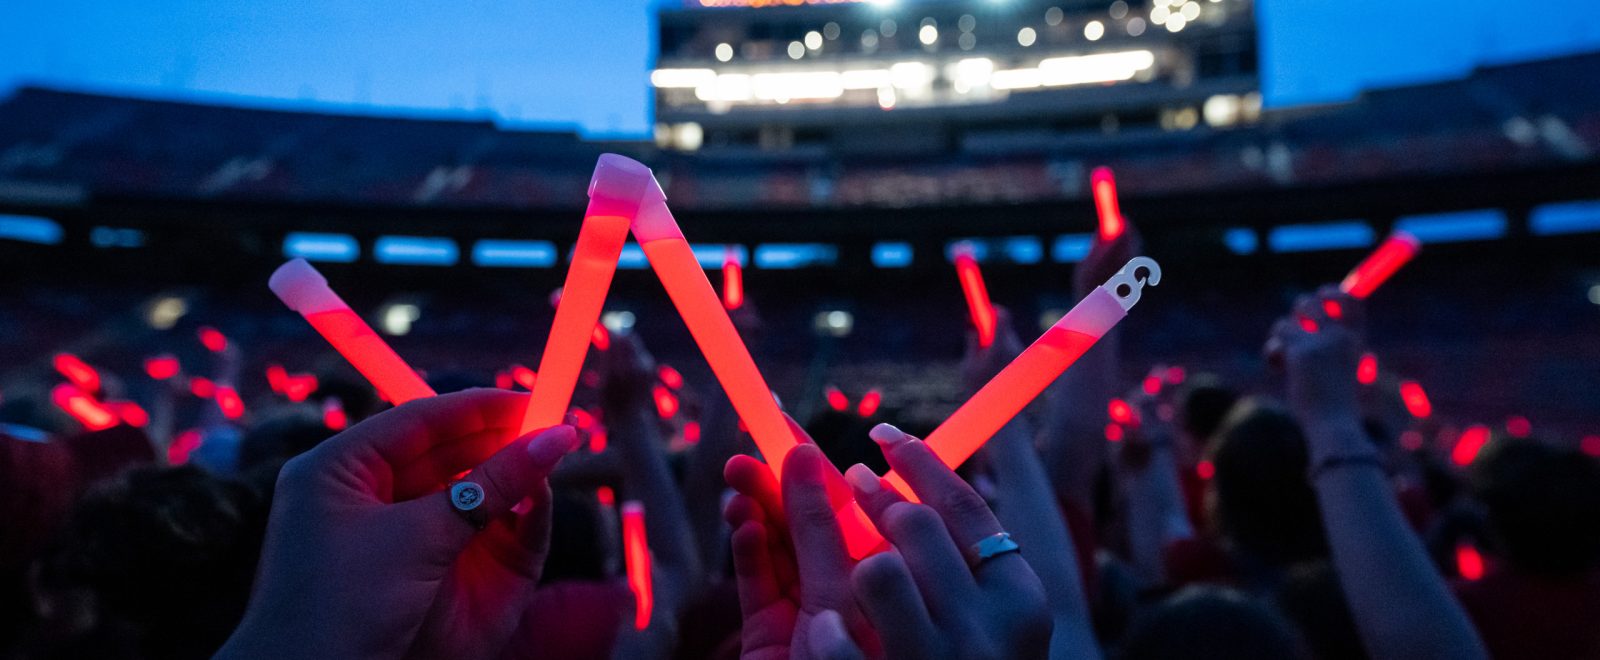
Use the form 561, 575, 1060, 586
406, 425, 580, 560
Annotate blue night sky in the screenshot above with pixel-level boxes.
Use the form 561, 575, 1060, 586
0, 0, 1595, 136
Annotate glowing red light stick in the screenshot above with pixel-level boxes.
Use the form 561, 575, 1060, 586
1090, 166, 1125, 242
1357, 353, 1379, 385
323, 397, 348, 431
1453, 425, 1490, 466
1399, 380, 1432, 419
597, 485, 616, 507
53, 353, 101, 393
114, 402, 149, 428
684, 420, 701, 444
1142, 374, 1162, 395
511, 365, 538, 391
658, 365, 684, 390
51, 384, 118, 431
198, 326, 228, 353
269, 258, 436, 405
824, 385, 849, 412
1505, 416, 1531, 438
520, 155, 640, 435
168, 429, 203, 465
1108, 398, 1136, 425
722, 246, 744, 310
283, 374, 317, 402
145, 355, 180, 381
621, 501, 653, 630
1339, 232, 1421, 299
857, 389, 882, 417
1455, 542, 1485, 581
953, 246, 997, 348
880, 257, 1162, 500
1196, 459, 1216, 480
215, 386, 245, 420
1105, 423, 1124, 443
189, 377, 216, 399
266, 364, 289, 393
652, 385, 679, 419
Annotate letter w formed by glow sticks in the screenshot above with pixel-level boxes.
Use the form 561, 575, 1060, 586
269, 259, 437, 405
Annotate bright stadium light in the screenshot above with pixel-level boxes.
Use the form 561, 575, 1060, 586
1017, 27, 1037, 46
651, 68, 716, 88
919, 24, 938, 45
805, 30, 823, 50
1084, 20, 1105, 41
715, 43, 733, 62
788, 41, 805, 59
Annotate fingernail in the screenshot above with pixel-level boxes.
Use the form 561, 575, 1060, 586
869, 423, 909, 449
786, 445, 825, 486
844, 463, 880, 494
563, 412, 579, 428
526, 425, 579, 469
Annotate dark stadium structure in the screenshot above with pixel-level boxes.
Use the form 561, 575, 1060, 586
2, 48, 1599, 437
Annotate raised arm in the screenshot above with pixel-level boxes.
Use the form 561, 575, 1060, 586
1274, 288, 1486, 660
1114, 389, 1194, 589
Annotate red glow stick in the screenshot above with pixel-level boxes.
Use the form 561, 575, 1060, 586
145, 355, 180, 381
215, 386, 245, 420
597, 485, 616, 507
168, 429, 203, 465
266, 364, 289, 393
879, 257, 1161, 501
1108, 398, 1136, 425
114, 401, 149, 428
189, 377, 216, 399
658, 365, 684, 390
722, 246, 744, 310
857, 389, 882, 417
621, 501, 653, 630
511, 365, 538, 391
589, 425, 608, 453
1142, 374, 1162, 395
323, 397, 348, 430
53, 353, 101, 393
953, 246, 997, 348
1357, 353, 1379, 385
1339, 232, 1421, 299
824, 385, 849, 412
1455, 543, 1485, 581
684, 420, 701, 444
652, 385, 679, 419
1105, 423, 1124, 443
283, 374, 317, 402
1582, 436, 1600, 457
1453, 425, 1490, 466
1399, 380, 1432, 419
1505, 416, 1531, 438
198, 326, 228, 353
270, 258, 436, 405
520, 156, 641, 435
1091, 166, 1125, 242
51, 384, 118, 431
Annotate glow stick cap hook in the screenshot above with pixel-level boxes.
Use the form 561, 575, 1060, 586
1105, 257, 1162, 311
269, 258, 342, 314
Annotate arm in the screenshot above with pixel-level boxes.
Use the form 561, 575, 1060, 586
1277, 289, 1486, 660
1115, 392, 1194, 588
682, 383, 745, 575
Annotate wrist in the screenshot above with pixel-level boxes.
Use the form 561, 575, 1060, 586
1299, 415, 1373, 465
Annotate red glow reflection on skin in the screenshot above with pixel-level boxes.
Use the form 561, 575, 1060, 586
323, 397, 348, 431
305, 309, 436, 405
215, 386, 245, 420
198, 326, 228, 352
657, 365, 684, 390
954, 251, 997, 348
857, 389, 882, 417
1453, 425, 1491, 466
653, 385, 679, 419
722, 248, 744, 310
145, 355, 181, 381
1091, 166, 1125, 242
1400, 380, 1433, 419
1357, 353, 1379, 385
53, 353, 101, 393
622, 502, 653, 630
1340, 232, 1421, 299
51, 384, 117, 431
825, 386, 849, 412
1456, 543, 1485, 581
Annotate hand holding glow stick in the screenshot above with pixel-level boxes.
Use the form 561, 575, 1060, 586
880, 257, 1162, 499
269, 258, 436, 405
521, 154, 645, 434
953, 245, 998, 348
1340, 231, 1420, 299
621, 501, 653, 630
1091, 166, 1125, 242
53, 353, 101, 393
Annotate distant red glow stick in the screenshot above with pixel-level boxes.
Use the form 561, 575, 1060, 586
1108, 398, 1136, 425
622, 501, 653, 630
1104, 423, 1124, 442
953, 247, 997, 348
1505, 416, 1531, 438
1196, 459, 1216, 480
658, 365, 684, 390
1339, 232, 1421, 299
597, 485, 616, 507
1142, 375, 1162, 395
880, 257, 1161, 501
1091, 166, 1125, 242
521, 157, 640, 435
1453, 425, 1490, 466
1455, 543, 1485, 581
198, 326, 228, 353
283, 374, 317, 402
1357, 353, 1379, 385
857, 389, 882, 417
189, 377, 216, 399
652, 385, 679, 419
511, 365, 538, 391
168, 429, 203, 465
589, 425, 608, 453
269, 258, 436, 405
1165, 366, 1185, 385
1399, 380, 1432, 418
266, 364, 289, 393
215, 386, 245, 420
323, 397, 348, 430
684, 420, 701, 444
1582, 436, 1600, 457
53, 353, 101, 393
825, 386, 849, 412
51, 384, 117, 431
145, 355, 180, 381
114, 402, 149, 428
722, 247, 744, 310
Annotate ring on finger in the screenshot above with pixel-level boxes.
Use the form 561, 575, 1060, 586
450, 480, 489, 530
964, 532, 1021, 570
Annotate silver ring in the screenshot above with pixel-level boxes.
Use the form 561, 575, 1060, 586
449, 480, 488, 530
964, 532, 1021, 570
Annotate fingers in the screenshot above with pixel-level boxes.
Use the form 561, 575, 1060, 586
850, 547, 939, 658
311, 388, 528, 476
781, 444, 856, 612
868, 424, 1006, 550
806, 610, 868, 660
728, 498, 784, 618
844, 463, 976, 614
726, 454, 784, 530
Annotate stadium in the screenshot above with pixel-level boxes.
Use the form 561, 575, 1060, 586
3, 0, 1600, 658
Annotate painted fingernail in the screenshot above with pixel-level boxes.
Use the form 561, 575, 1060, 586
527, 425, 579, 469
845, 463, 880, 494
869, 423, 909, 449
786, 444, 825, 486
